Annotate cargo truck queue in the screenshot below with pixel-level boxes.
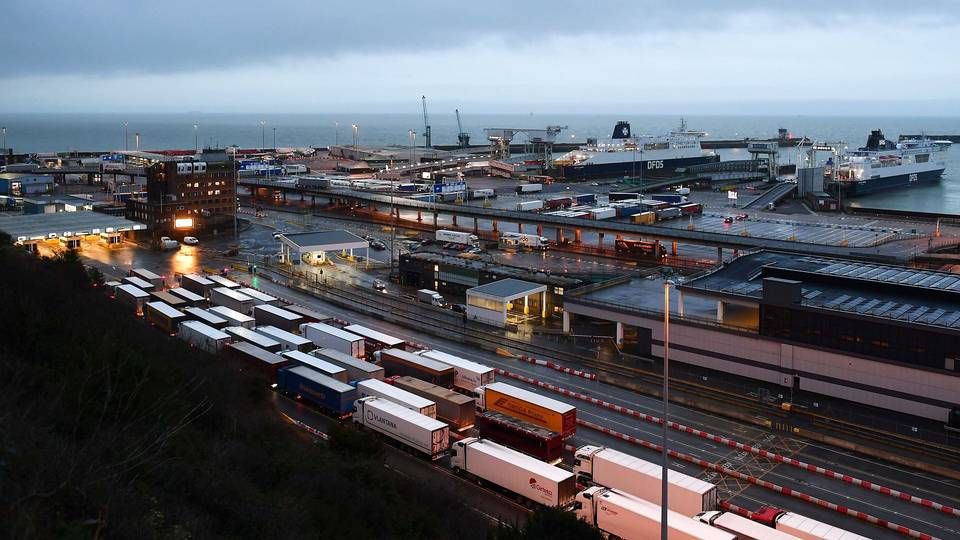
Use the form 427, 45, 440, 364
102, 269, 871, 540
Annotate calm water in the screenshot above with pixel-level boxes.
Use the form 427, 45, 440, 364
1, 113, 958, 212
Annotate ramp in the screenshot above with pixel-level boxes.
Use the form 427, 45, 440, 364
742, 182, 797, 209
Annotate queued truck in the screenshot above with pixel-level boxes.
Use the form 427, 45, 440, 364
180, 273, 216, 298
224, 326, 282, 353
226, 341, 291, 380
450, 438, 576, 507
278, 365, 357, 416
116, 284, 151, 316
515, 183, 543, 194
416, 289, 445, 308
476, 410, 564, 464
375, 348, 455, 388
391, 376, 475, 430
282, 304, 332, 324
356, 378, 437, 418
207, 274, 241, 289
353, 396, 449, 460
282, 350, 348, 383
695, 511, 800, 540
149, 290, 188, 310
144, 301, 188, 334
253, 325, 313, 353
183, 306, 229, 329
301, 322, 365, 358
236, 287, 279, 307
210, 287, 256, 315
343, 324, 407, 359
575, 487, 735, 540
476, 382, 577, 439
129, 268, 165, 289
498, 232, 549, 251
178, 320, 231, 355
749, 508, 871, 540
573, 445, 718, 516
435, 229, 479, 247
252, 304, 305, 332
311, 348, 384, 381
417, 349, 495, 394
516, 200, 544, 212
208, 305, 255, 329
122, 275, 155, 292
167, 287, 206, 307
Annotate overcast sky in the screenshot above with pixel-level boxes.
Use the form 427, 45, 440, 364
2, 1, 958, 115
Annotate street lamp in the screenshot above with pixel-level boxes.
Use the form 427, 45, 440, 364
273, 127, 277, 149
193, 123, 199, 153
123, 121, 128, 151
661, 278, 674, 540
260, 120, 266, 149
335, 121, 339, 146
351, 124, 359, 151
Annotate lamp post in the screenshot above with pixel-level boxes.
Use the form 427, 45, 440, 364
335, 121, 339, 146
273, 127, 277, 150
661, 279, 673, 540
351, 124, 359, 151
260, 120, 266, 149
123, 122, 128, 151
193, 123, 199, 153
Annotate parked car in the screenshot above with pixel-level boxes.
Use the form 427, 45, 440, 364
183, 236, 199, 245
451, 303, 467, 313
370, 240, 387, 250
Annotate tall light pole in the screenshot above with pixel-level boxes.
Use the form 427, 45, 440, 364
1, 126, 6, 150
135, 132, 140, 151
661, 279, 673, 540
351, 124, 358, 151
193, 123, 199, 153
260, 120, 266, 149
335, 121, 339, 146
123, 121, 129, 151
272, 127, 277, 149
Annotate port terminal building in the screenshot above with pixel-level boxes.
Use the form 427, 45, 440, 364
564, 251, 960, 425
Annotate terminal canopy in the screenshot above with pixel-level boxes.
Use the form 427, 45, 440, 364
466, 278, 547, 327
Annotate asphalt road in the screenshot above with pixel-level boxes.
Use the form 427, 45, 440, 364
81, 230, 960, 539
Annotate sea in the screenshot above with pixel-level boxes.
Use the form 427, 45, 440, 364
2, 113, 958, 213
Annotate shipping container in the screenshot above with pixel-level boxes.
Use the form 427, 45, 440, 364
679, 202, 704, 215
280, 304, 332, 324
544, 196, 573, 210
576, 487, 734, 540
773, 511, 870, 540
588, 207, 617, 220
301, 322, 365, 358
253, 325, 313, 352
311, 348, 384, 381
375, 348, 454, 388
357, 378, 436, 418
180, 274, 216, 298
206, 274, 241, 289
178, 320, 231, 355
417, 350, 495, 394
477, 382, 576, 438
641, 199, 669, 210
353, 396, 449, 460
122, 275, 155, 292
149, 290, 188, 310
225, 341, 291, 380
167, 287, 206, 307
656, 206, 682, 220
573, 445, 717, 516
630, 211, 657, 225
282, 350, 348, 383
574, 193, 596, 204
130, 268, 165, 289
210, 287, 256, 314
208, 305, 255, 328
652, 193, 685, 204
116, 283, 151, 316
696, 512, 798, 540
515, 183, 543, 194
344, 324, 407, 358
183, 307, 228, 329
476, 411, 563, 464
450, 438, 576, 507
608, 192, 640, 202
617, 204, 647, 217
235, 287, 279, 307
469, 188, 495, 199
278, 365, 356, 415
224, 326, 282, 353
144, 301, 188, 334
391, 375, 475, 430
516, 200, 544, 212
253, 304, 305, 332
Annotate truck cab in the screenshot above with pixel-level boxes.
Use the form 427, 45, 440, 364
572, 444, 602, 481
416, 289, 445, 307
572, 486, 600, 524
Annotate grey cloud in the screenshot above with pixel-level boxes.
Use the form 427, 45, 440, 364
2, 0, 956, 77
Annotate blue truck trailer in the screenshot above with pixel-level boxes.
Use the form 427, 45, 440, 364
277, 365, 357, 415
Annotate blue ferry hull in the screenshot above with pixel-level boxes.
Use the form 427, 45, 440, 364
553, 155, 719, 180
835, 168, 945, 197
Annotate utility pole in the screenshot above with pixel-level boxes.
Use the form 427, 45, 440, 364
193, 123, 199, 153
661, 279, 672, 540
123, 121, 129, 151
135, 132, 140, 151
260, 120, 266, 149
273, 127, 277, 150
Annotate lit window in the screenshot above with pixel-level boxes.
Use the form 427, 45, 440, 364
555, 287, 564, 296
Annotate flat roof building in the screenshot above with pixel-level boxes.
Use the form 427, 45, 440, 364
277, 230, 368, 267
466, 279, 547, 327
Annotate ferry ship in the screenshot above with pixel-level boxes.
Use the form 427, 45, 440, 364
551, 120, 719, 181
828, 130, 947, 196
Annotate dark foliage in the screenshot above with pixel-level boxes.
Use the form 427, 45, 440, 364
489, 507, 603, 540
0, 245, 490, 539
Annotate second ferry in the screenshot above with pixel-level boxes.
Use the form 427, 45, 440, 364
828, 129, 947, 196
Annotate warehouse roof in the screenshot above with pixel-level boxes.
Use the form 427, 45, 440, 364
0, 211, 146, 241
467, 278, 546, 301
278, 230, 367, 252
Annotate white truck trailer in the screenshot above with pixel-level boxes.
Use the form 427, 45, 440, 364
353, 397, 449, 460
435, 229, 479, 247
210, 287, 256, 314
499, 232, 549, 250
573, 445, 717, 516
178, 320, 231, 355
356, 378, 437, 418
418, 349, 495, 394
696, 511, 800, 540
207, 305, 255, 329
416, 289, 445, 307
575, 487, 735, 540
300, 322, 365, 358
253, 325, 313, 353
235, 287, 279, 307
311, 348, 384, 381
774, 511, 870, 540
450, 438, 576, 508
281, 350, 349, 383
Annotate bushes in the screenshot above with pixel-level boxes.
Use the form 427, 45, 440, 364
0, 246, 489, 539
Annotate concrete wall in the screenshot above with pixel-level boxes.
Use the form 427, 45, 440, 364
566, 301, 959, 422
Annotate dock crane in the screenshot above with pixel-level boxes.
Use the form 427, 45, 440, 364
421, 95, 432, 148
456, 109, 470, 148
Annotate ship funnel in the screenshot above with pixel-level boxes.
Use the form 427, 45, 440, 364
612, 121, 631, 139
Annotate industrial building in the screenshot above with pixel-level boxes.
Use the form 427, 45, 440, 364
0, 172, 54, 197
276, 230, 369, 266
563, 251, 960, 425
125, 149, 236, 241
